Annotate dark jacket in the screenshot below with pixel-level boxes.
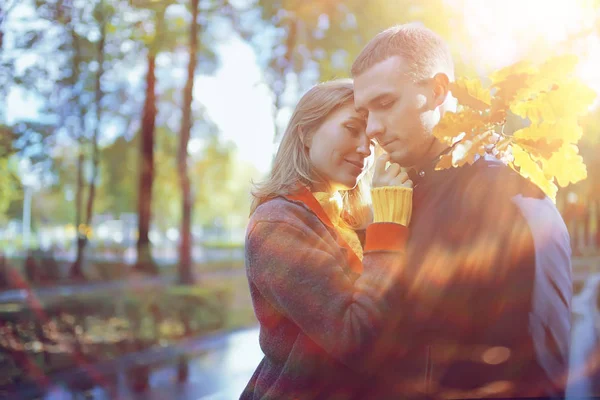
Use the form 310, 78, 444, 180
241, 192, 409, 400
357, 156, 572, 399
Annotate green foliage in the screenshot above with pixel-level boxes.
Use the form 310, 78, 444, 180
191, 135, 258, 228
0, 126, 19, 220
247, 0, 470, 86
0, 156, 19, 219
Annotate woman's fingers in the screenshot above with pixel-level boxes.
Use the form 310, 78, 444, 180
386, 163, 401, 176
372, 156, 412, 188
374, 154, 390, 177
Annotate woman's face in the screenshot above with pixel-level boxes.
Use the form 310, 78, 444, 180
307, 103, 374, 192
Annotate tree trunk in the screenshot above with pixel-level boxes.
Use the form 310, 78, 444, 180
271, 17, 296, 145
0, 6, 4, 52
0, 0, 15, 52
135, 51, 158, 275
82, 9, 106, 269
177, 0, 199, 285
71, 150, 86, 280
69, 26, 86, 280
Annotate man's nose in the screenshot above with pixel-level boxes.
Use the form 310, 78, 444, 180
366, 115, 383, 140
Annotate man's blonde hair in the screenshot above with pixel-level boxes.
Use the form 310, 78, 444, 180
250, 79, 372, 229
351, 23, 455, 81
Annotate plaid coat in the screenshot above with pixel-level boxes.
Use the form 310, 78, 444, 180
240, 192, 408, 400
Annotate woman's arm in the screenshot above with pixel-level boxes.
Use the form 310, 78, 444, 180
246, 199, 410, 373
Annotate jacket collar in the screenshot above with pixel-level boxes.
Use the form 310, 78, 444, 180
407, 146, 453, 188
284, 186, 363, 274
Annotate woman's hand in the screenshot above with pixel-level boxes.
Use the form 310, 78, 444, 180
372, 154, 413, 189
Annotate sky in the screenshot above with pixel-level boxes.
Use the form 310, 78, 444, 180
456, 0, 600, 98
192, 36, 276, 173
5, 0, 600, 180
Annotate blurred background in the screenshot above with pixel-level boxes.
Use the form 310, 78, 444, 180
0, 0, 599, 398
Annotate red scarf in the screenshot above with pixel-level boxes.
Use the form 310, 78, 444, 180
285, 187, 363, 274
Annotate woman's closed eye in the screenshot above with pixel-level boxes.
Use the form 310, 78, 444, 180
344, 124, 362, 136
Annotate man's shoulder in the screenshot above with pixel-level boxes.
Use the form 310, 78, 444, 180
464, 155, 546, 200
464, 156, 568, 244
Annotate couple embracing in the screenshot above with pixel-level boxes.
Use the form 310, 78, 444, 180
242, 23, 571, 400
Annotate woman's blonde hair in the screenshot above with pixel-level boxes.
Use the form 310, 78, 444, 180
250, 79, 373, 229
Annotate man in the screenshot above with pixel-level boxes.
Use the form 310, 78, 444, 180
351, 23, 572, 398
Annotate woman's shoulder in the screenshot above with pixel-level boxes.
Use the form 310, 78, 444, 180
249, 196, 321, 233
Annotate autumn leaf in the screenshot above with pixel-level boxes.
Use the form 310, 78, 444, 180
514, 137, 563, 159
512, 144, 558, 200
513, 55, 579, 103
450, 78, 492, 111
512, 120, 583, 145
433, 111, 468, 145
435, 154, 453, 170
433, 109, 488, 145
449, 140, 481, 167
490, 60, 538, 85
489, 103, 507, 124
538, 55, 579, 80
493, 73, 534, 107
510, 79, 596, 123
435, 54, 594, 201
540, 144, 587, 187
452, 141, 471, 166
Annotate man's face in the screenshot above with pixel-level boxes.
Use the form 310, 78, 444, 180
353, 56, 443, 167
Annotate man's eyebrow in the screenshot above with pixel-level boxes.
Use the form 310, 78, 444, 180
344, 116, 366, 126
356, 93, 394, 114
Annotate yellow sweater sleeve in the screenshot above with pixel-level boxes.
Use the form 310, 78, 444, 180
371, 186, 413, 226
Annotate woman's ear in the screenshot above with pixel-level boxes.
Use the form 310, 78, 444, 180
299, 126, 312, 149
432, 72, 450, 108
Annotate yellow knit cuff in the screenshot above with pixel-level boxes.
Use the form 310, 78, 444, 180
371, 186, 413, 226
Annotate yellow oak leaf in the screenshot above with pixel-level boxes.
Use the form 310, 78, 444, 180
514, 137, 563, 159
512, 120, 583, 144
512, 144, 558, 201
490, 60, 538, 86
433, 109, 487, 145
451, 140, 479, 167
540, 144, 587, 187
513, 55, 579, 103
435, 154, 453, 170
538, 54, 579, 80
493, 73, 534, 107
489, 101, 507, 124
510, 79, 596, 124
450, 78, 492, 111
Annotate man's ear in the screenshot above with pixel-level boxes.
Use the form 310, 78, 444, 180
432, 73, 450, 108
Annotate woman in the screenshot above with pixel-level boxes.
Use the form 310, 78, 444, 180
242, 79, 413, 399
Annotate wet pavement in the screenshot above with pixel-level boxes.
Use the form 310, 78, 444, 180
41, 327, 264, 400
27, 274, 600, 399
